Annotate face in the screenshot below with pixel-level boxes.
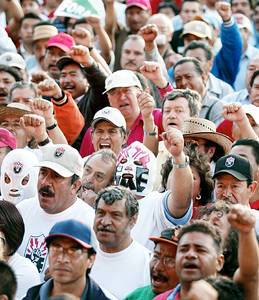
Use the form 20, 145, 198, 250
181, 2, 202, 24
115, 141, 156, 197
231, 0, 252, 17
185, 48, 211, 77
0, 71, 16, 105
120, 39, 145, 71
214, 173, 255, 205
21, 0, 41, 14
148, 15, 172, 45
107, 86, 141, 122
150, 242, 178, 294
44, 47, 66, 80
158, 7, 176, 20
60, 64, 88, 99
33, 38, 49, 69
20, 18, 39, 44
176, 232, 222, 283
0, 117, 27, 148
10, 87, 36, 106
94, 198, 135, 251
91, 121, 125, 156
37, 167, 80, 214
246, 57, 259, 91
48, 237, 94, 285
174, 62, 205, 96
162, 97, 191, 131
250, 75, 259, 107
126, 6, 150, 33
191, 166, 201, 202
184, 137, 215, 162
254, 5, 259, 31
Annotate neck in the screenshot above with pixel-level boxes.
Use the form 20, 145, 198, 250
22, 41, 33, 54
52, 276, 87, 298
125, 113, 139, 130
180, 281, 192, 299
100, 237, 133, 253
250, 185, 259, 202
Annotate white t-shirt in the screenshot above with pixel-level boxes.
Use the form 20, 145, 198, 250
8, 253, 41, 300
131, 191, 193, 250
17, 197, 95, 281
90, 240, 151, 300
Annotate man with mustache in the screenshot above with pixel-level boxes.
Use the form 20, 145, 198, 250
91, 186, 151, 299
125, 228, 179, 300
17, 144, 96, 280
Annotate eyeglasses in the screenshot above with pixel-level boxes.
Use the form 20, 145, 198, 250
0, 235, 6, 246
152, 254, 175, 268
49, 244, 87, 259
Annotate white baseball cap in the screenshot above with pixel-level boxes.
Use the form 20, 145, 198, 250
91, 107, 127, 131
37, 144, 84, 178
243, 104, 259, 125
103, 70, 142, 94
0, 52, 26, 70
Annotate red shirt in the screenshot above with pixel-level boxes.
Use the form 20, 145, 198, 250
80, 109, 163, 157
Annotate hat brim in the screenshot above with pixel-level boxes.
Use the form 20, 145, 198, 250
182, 32, 210, 39
126, 3, 150, 10
36, 161, 74, 178
0, 106, 32, 123
212, 169, 248, 181
91, 117, 121, 129
149, 236, 178, 247
56, 56, 80, 70
45, 233, 92, 249
47, 43, 70, 53
183, 132, 232, 154
103, 83, 141, 94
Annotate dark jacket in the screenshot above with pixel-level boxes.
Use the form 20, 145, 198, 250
22, 276, 112, 300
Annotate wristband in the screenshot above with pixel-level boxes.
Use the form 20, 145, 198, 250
38, 137, 50, 146
144, 126, 158, 136
46, 123, 57, 131
172, 155, 189, 169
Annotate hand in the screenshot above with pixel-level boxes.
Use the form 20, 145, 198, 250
31, 71, 50, 84
215, 1, 232, 22
71, 27, 93, 48
138, 24, 158, 44
140, 61, 167, 88
85, 15, 101, 31
185, 280, 218, 300
68, 45, 94, 67
228, 204, 256, 234
222, 103, 246, 123
20, 114, 48, 143
162, 127, 185, 158
31, 98, 55, 126
37, 78, 63, 99
137, 92, 155, 119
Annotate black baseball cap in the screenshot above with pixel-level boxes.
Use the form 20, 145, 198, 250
149, 227, 180, 247
213, 154, 253, 182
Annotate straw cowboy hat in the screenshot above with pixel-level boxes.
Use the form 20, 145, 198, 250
0, 103, 32, 122
182, 117, 233, 154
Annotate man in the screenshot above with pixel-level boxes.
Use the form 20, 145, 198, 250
0, 52, 27, 81
17, 144, 96, 279
0, 128, 16, 171
0, 261, 17, 300
231, 0, 253, 17
0, 65, 22, 105
23, 220, 111, 300
125, 228, 179, 300
250, 69, 259, 107
8, 81, 37, 106
78, 149, 117, 207
91, 186, 151, 299
183, 41, 234, 100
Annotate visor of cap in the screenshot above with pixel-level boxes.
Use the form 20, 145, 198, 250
149, 236, 178, 247
46, 234, 92, 249
212, 169, 248, 181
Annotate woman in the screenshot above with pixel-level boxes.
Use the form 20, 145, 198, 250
0, 201, 40, 299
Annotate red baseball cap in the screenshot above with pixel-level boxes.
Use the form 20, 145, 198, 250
47, 32, 75, 53
126, 0, 151, 10
0, 128, 16, 149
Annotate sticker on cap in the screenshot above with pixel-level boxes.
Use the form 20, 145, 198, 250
225, 156, 235, 168
54, 147, 65, 158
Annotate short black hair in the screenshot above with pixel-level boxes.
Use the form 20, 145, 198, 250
0, 261, 17, 300
95, 186, 139, 218
183, 40, 213, 61
174, 57, 203, 76
250, 69, 259, 88
232, 138, 259, 165
0, 65, 22, 82
178, 220, 223, 254
0, 201, 25, 256
157, 1, 179, 15
21, 12, 41, 23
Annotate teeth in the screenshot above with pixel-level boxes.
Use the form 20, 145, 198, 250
100, 144, 111, 149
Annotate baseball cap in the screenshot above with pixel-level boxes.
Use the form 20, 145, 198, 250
149, 227, 180, 247
0, 128, 16, 149
126, 0, 151, 10
243, 104, 259, 125
91, 107, 127, 131
37, 144, 84, 178
47, 32, 75, 53
104, 70, 142, 94
45, 219, 93, 249
0, 53, 26, 70
213, 154, 253, 182
234, 13, 252, 33
182, 20, 212, 40
33, 24, 58, 41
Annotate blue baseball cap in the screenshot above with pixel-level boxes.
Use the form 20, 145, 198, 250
45, 220, 93, 249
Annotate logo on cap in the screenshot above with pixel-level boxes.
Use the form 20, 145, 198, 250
103, 108, 111, 115
6, 55, 12, 62
54, 147, 65, 158
13, 161, 23, 174
225, 156, 235, 168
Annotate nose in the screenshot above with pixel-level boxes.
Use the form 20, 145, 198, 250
185, 248, 198, 259
222, 186, 232, 198
100, 214, 112, 226
0, 81, 5, 89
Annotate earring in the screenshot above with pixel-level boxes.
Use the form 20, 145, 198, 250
195, 194, 201, 201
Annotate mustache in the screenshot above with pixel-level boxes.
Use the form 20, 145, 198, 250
125, 60, 137, 65
97, 225, 114, 233
81, 182, 95, 192
0, 88, 8, 96
152, 272, 168, 282
39, 186, 55, 197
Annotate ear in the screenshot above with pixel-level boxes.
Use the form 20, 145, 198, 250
72, 178, 82, 194
0, 295, 8, 300
129, 214, 138, 229
206, 146, 216, 160
249, 181, 258, 195
216, 254, 224, 272
87, 253, 96, 269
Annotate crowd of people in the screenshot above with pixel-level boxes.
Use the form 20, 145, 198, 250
0, 0, 259, 299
